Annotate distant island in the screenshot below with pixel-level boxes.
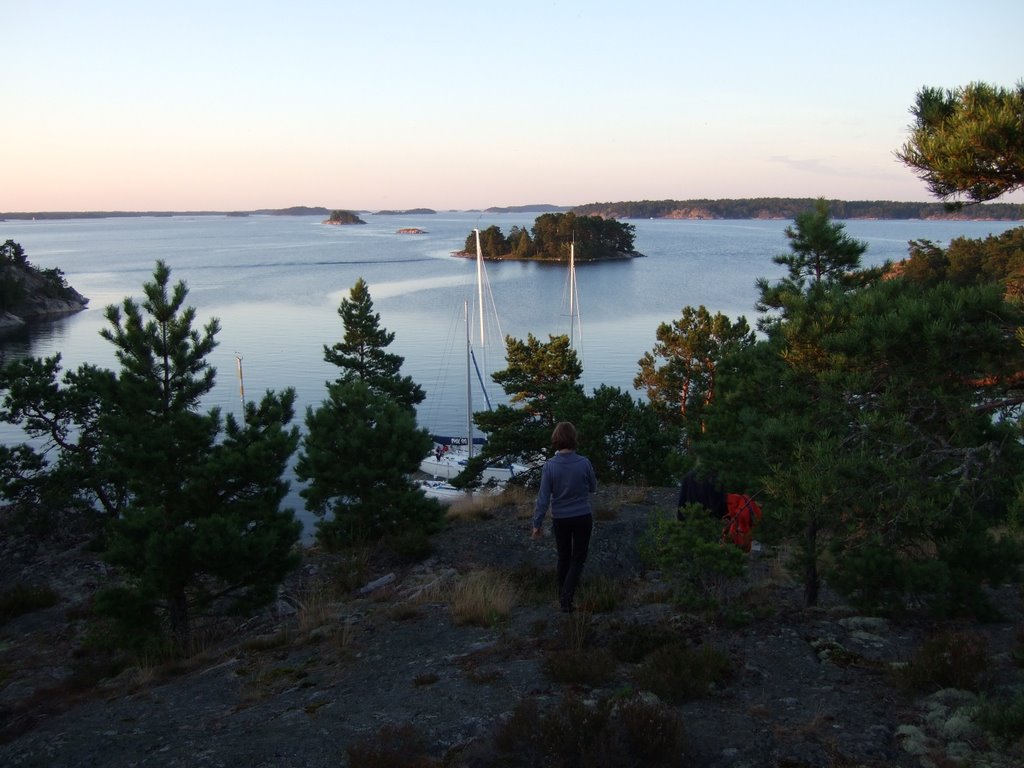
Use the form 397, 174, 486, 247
322, 210, 366, 225
0, 206, 332, 221
484, 204, 570, 214
396, 228, 428, 234
570, 198, 1024, 221
0, 240, 88, 330
4, 198, 1022, 222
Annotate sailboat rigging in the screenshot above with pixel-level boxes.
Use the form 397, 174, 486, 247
561, 236, 585, 390
419, 229, 525, 485
567, 237, 583, 352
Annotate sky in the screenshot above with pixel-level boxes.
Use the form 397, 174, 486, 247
3, 0, 1023, 212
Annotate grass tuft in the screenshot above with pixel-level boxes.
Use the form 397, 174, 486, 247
0, 582, 59, 625
543, 647, 618, 686
896, 629, 990, 692
345, 721, 438, 767
485, 691, 686, 767
577, 575, 623, 613
450, 569, 519, 627
634, 642, 731, 703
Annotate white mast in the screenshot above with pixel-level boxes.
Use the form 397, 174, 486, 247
569, 238, 583, 354
235, 354, 246, 421
569, 239, 576, 348
474, 228, 485, 346
464, 300, 473, 459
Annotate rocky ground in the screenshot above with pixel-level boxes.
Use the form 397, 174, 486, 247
1, 487, 1022, 767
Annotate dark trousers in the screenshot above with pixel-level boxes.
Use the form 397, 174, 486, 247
552, 513, 593, 609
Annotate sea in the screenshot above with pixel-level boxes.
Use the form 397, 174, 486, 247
2, 212, 1020, 536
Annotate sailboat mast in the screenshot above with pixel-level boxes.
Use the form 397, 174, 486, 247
235, 354, 246, 422
474, 228, 485, 346
569, 239, 576, 348
465, 299, 473, 459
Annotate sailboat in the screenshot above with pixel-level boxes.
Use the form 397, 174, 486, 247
418, 229, 528, 486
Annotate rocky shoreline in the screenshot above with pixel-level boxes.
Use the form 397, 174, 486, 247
0, 297, 89, 331
0, 258, 89, 331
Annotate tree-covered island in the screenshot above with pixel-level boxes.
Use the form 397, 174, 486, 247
572, 197, 1024, 221
322, 210, 367, 225
457, 212, 641, 261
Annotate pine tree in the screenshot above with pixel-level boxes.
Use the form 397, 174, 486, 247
634, 305, 755, 427
0, 355, 120, 519
897, 81, 1024, 205
97, 261, 301, 651
697, 271, 1024, 611
296, 379, 438, 548
299, 279, 440, 550
472, 333, 584, 479
756, 198, 868, 322
324, 277, 424, 411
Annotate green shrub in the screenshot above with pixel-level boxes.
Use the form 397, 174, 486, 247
92, 586, 165, 654
346, 722, 438, 767
634, 642, 731, 703
384, 527, 433, 562
826, 544, 911, 614
0, 582, 59, 625
639, 506, 746, 608
897, 629, 990, 692
830, 525, 1024, 620
577, 574, 622, 613
607, 620, 677, 663
596, 694, 688, 765
509, 562, 553, 605
976, 686, 1024, 745
487, 692, 685, 767
543, 648, 618, 686
329, 546, 372, 594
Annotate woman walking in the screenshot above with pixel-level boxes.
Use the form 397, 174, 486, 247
532, 422, 598, 612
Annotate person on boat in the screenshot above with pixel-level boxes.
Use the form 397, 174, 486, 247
531, 421, 598, 613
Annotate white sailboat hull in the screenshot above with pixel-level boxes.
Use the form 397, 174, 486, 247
419, 447, 527, 483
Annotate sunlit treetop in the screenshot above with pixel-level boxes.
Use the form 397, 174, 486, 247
896, 81, 1024, 206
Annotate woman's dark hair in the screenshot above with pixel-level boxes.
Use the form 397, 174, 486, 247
551, 421, 578, 451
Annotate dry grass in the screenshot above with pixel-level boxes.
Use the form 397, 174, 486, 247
335, 618, 357, 651
577, 574, 623, 613
445, 488, 506, 522
450, 569, 520, 627
771, 710, 834, 740
292, 579, 358, 650
754, 541, 797, 588
406, 569, 457, 605
563, 608, 593, 652
296, 581, 338, 634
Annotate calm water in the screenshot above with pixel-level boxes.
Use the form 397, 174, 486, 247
3, 212, 1020, 535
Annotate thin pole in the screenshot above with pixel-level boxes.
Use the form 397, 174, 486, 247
569, 238, 575, 348
235, 354, 246, 421
464, 300, 473, 459
474, 228, 485, 346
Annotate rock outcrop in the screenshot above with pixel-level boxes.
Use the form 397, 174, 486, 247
0, 261, 89, 330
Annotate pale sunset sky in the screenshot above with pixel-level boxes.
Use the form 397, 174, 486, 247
3, 0, 1023, 212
